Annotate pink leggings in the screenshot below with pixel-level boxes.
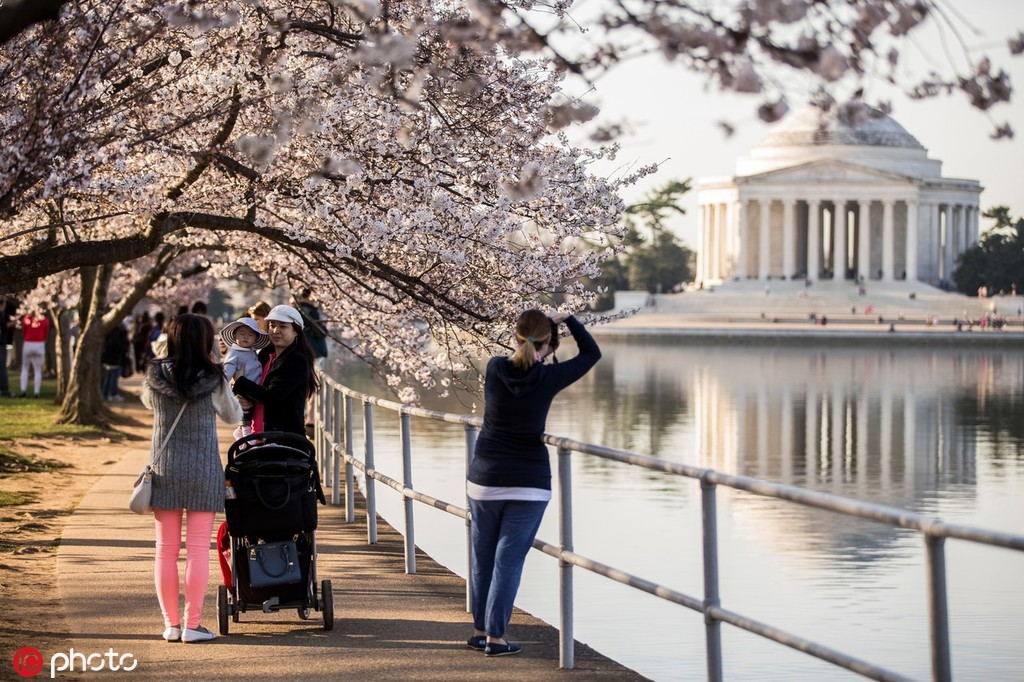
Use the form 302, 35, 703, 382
153, 509, 215, 630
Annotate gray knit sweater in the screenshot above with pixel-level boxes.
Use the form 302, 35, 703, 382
141, 362, 242, 512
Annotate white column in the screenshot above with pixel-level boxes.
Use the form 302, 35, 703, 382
758, 199, 771, 280
943, 205, 954, 283
807, 199, 820, 281
700, 204, 710, 283
735, 200, 747, 279
906, 199, 919, 283
833, 201, 847, 280
857, 200, 870, 281
782, 198, 795, 279
953, 204, 962, 260
709, 204, 719, 281
882, 199, 895, 280
933, 203, 943, 282
718, 203, 730, 279
971, 203, 980, 244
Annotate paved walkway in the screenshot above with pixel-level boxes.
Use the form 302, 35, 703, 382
56, 408, 643, 680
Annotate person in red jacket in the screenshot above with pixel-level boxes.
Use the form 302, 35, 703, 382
18, 309, 49, 398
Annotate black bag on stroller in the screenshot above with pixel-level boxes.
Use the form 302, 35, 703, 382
218, 431, 334, 633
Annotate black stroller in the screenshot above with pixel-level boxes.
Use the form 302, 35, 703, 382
217, 431, 334, 633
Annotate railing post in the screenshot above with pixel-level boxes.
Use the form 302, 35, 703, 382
400, 411, 416, 574
464, 423, 478, 613
363, 400, 378, 544
925, 534, 952, 682
344, 395, 355, 523
321, 381, 331, 485
557, 445, 574, 670
331, 386, 342, 506
701, 474, 724, 682
314, 379, 324, 480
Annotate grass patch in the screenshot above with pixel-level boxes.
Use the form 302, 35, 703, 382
0, 370, 102, 477
0, 450, 68, 475
0, 490, 38, 507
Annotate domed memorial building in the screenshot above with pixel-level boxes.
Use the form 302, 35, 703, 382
696, 107, 981, 286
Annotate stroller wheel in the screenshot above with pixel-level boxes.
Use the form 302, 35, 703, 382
217, 585, 230, 635
297, 607, 311, 620
321, 580, 334, 631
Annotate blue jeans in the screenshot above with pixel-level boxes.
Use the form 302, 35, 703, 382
101, 366, 120, 399
469, 498, 548, 639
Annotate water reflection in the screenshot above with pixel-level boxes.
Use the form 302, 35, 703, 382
328, 340, 1024, 680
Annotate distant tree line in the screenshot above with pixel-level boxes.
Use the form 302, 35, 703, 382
587, 180, 695, 311
954, 207, 1024, 297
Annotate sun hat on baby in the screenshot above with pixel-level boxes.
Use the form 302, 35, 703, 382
219, 317, 270, 349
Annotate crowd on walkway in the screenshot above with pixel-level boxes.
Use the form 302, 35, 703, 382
3, 287, 600, 659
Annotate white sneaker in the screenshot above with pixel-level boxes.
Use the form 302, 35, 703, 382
162, 626, 181, 642
182, 625, 217, 643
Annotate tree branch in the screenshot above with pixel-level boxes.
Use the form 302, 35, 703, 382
0, 0, 70, 46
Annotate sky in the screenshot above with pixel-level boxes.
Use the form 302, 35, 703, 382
562, 0, 1024, 250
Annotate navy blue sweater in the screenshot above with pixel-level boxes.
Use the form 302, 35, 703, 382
468, 316, 601, 490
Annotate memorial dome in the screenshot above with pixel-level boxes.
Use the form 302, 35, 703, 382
755, 106, 925, 151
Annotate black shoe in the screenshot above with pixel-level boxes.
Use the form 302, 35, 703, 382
466, 636, 486, 651
16, 392, 26, 398
484, 641, 522, 657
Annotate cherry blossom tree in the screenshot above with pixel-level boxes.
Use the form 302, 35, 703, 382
1, 0, 1019, 421
2, 0, 639, 421
23, 249, 220, 424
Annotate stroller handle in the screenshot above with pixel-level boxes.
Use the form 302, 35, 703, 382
227, 431, 314, 464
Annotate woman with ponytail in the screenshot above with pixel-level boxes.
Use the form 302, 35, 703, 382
465, 309, 600, 657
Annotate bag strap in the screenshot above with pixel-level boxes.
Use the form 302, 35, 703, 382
151, 401, 189, 463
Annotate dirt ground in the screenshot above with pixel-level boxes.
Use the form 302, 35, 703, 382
0, 397, 151, 658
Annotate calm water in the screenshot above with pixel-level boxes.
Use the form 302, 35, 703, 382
328, 340, 1024, 681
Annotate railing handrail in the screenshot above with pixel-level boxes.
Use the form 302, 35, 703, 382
314, 371, 1024, 682
318, 372, 1024, 552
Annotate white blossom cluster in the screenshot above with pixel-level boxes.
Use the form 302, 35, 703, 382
1, 0, 636, 399
525, 0, 1018, 136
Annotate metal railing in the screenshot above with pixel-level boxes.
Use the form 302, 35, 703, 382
312, 373, 1024, 681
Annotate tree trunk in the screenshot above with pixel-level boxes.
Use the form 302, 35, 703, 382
51, 309, 74, 403
57, 322, 112, 425
55, 248, 184, 425
57, 266, 113, 426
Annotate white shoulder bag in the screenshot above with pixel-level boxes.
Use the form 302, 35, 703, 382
129, 401, 189, 514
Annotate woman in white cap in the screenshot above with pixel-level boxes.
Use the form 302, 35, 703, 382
232, 304, 319, 436
218, 317, 270, 439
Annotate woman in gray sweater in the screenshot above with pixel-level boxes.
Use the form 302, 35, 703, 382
141, 314, 241, 643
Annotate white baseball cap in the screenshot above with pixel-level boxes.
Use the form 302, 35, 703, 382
264, 304, 304, 329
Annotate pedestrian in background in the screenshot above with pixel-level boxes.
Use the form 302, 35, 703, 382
295, 288, 328, 433
141, 313, 241, 643
465, 309, 600, 656
0, 297, 16, 396
132, 312, 153, 372
247, 301, 272, 332
18, 307, 49, 398
101, 319, 130, 402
